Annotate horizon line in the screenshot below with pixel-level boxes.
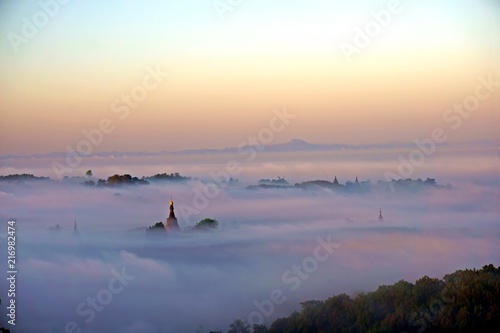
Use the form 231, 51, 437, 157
0, 138, 497, 160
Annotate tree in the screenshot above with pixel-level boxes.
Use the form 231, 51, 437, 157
106, 174, 149, 186
252, 324, 268, 333
300, 300, 323, 309
147, 222, 166, 234
227, 319, 251, 333
194, 218, 219, 230
413, 276, 445, 306
262, 265, 500, 333
86, 170, 93, 178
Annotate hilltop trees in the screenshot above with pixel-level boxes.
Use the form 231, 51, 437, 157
0, 174, 51, 183
147, 222, 166, 233
145, 172, 190, 182
194, 218, 219, 230
227, 319, 251, 333
79, 172, 190, 187
144, 218, 220, 235
214, 265, 499, 333
106, 174, 149, 186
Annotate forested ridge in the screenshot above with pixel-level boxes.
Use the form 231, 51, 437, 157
268, 264, 499, 333
219, 264, 500, 333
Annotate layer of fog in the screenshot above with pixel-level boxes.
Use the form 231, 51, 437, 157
0, 148, 499, 332
1, 144, 498, 186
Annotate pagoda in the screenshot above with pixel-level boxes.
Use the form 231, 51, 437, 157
165, 196, 180, 231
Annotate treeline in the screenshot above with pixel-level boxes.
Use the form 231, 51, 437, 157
0, 173, 51, 183
248, 177, 446, 193
0, 172, 190, 186
144, 172, 191, 182
293, 177, 441, 192
82, 172, 190, 187
216, 264, 499, 333
1, 173, 445, 193
84, 174, 150, 187
147, 218, 219, 234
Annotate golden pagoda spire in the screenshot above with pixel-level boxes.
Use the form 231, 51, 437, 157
165, 194, 179, 231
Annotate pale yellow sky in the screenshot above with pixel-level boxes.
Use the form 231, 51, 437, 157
0, 0, 498, 155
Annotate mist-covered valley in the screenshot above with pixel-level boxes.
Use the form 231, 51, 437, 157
1, 146, 498, 332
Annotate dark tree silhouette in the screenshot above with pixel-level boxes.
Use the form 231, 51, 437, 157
251, 265, 500, 333
147, 222, 166, 233
106, 174, 149, 186
227, 319, 251, 333
194, 218, 219, 230
252, 324, 268, 333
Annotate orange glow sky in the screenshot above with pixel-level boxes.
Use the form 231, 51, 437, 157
0, 0, 498, 155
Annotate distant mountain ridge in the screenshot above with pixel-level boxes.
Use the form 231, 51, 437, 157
1, 139, 497, 159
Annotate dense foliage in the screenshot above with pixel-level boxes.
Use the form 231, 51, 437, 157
0, 173, 50, 183
147, 222, 166, 233
269, 264, 499, 333
145, 172, 191, 182
105, 174, 150, 186
259, 177, 290, 186
193, 218, 219, 230
219, 265, 499, 333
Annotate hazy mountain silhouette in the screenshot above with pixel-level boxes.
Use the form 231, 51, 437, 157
1, 139, 497, 159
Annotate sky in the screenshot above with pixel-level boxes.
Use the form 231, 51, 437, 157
0, 0, 499, 156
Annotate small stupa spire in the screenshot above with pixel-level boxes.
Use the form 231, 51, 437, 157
169, 195, 175, 216
378, 209, 383, 222
165, 195, 180, 231
333, 176, 339, 185
73, 221, 78, 233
